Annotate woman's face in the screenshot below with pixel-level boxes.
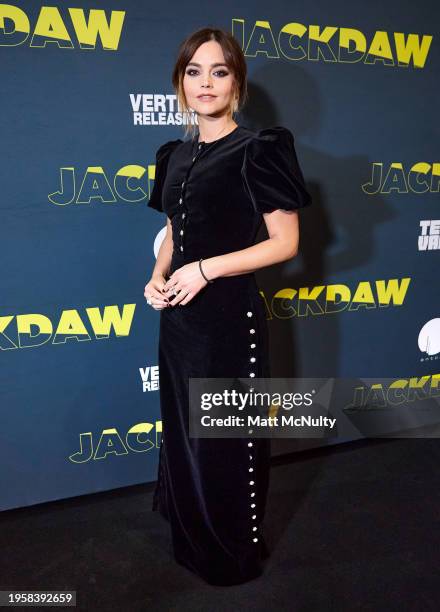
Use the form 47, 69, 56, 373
183, 40, 236, 119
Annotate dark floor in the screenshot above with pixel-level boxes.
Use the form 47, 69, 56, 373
1, 438, 439, 612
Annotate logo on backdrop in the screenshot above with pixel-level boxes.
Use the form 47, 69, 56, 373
69, 421, 162, 463
269, 277, 411, 319
362, 163, 439, 194
129, 94, 197, 126
232, 20, 433, 69
418, 220, 440, 251
0, 304, 135, 351
419, 319, 440, 360
140, 365, 159, 392
0, 4, 125, 50
48, 166, 156, 205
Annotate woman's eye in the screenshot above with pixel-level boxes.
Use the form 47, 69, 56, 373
185, 69, 229, 77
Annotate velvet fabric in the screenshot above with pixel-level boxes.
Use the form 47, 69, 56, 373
148, 125, 311, 585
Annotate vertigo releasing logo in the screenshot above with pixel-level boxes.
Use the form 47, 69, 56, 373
140, 365, 160, 392
129, 94, 196, 126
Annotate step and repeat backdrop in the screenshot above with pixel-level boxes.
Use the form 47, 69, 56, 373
1, 1, 438, 510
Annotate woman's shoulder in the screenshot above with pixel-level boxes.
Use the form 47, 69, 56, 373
155, 137, 184, 161
148, 138, 184, 213
240, 125, 299, 167
241, 124, 295, 146
240, 125, 312, 213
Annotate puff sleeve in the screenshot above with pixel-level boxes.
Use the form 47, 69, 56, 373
241, 126, 312, 214
148, 139, 183, 212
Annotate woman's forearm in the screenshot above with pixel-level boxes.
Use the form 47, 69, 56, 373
202, 237, 297, 280
152, 234, 173, 279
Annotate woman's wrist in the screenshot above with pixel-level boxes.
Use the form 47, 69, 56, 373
199, 256, 222, 281
199, 259, 214, 283
152, 270, 166, 281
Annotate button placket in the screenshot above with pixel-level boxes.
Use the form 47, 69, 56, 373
247, 310, 256, 379
177, 142, 205, 255
248, 439, 258, 543
178, 179, 187, 253
247, 308, 258, 543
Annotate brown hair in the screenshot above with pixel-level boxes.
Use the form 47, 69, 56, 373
172, 27, 248, 140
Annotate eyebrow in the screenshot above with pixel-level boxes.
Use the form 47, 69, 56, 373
186, 62, 228, 68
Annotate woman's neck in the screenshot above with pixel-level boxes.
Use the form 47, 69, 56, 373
197, 120, 238, 144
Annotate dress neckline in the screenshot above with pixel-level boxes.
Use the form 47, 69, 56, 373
197, 125, 240, 146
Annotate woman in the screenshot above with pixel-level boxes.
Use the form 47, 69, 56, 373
144, 27, 312, 586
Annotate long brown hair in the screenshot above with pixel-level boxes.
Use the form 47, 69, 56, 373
172, 27, 248, 140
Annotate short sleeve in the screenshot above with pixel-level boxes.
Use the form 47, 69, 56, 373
241, 126, 312, 214
148, 139, 183, 212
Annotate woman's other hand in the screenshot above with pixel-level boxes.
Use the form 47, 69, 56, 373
144, 274, 170, 310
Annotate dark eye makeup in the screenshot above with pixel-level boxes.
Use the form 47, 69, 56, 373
185, 69, 229, 77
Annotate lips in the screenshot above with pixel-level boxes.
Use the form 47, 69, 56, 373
197, 95, 216, 100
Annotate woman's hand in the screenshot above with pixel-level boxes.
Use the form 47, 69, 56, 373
144, 273, 170, 310
162, 261, 209, 306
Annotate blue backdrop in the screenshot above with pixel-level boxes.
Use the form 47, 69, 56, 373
1, 1, 438, 510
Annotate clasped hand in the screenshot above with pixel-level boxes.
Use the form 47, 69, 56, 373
162, 261, 209, 307
144, 261, 211, 310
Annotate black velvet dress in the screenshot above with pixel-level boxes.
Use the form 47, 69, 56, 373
147, 124, 312, 585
